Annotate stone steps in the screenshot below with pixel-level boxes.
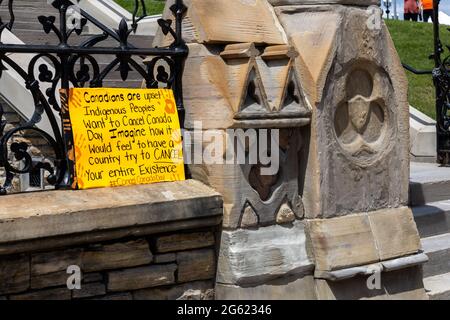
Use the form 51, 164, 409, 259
410, 162, 450, 300
424, 272, 450, 300
412, 200, 450, 238
421, 233, 450, 278
410, 162, 450, 206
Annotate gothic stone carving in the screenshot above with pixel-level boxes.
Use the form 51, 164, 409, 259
274, 4, 410, 219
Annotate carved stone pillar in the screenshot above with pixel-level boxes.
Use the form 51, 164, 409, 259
154, 0, 427, 299
270, 0, 427, 299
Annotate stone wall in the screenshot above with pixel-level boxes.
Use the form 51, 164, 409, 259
0, 231, 216, 300
0, 180, 223, 300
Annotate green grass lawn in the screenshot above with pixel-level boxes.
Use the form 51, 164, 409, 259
115, 0, 165, 16
386, 19, 450, 118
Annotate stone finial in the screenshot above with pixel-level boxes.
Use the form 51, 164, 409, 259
276, 203, 296, 224
240, 203, 259, 229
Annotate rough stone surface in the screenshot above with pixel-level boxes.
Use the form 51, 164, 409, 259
275, 5, 410, 219
10, 287, 72, 300
177, 249, 216, 283
107, 264, 177, 292
276, 203, 296, 224
31, 249, 82, 276
133, 281, 214, 300
315, 266, 428, 300
308, 208, 422, 271
216, 274, 317, 300
82, 239, 153, 272
240, 204, 259, 229
308, 214, 379, 271
217, 221, 313, 285
155, 0, 287, 46
72, 283, 106, 299
369, 207, 421, 261
154, 253, 177, 264
155, 232, 215, 253
0, 180, 222, 245
83, 273, 103, 284
31, 271, 68, 290
0, 255, 30, 295
424, 272, 450, 300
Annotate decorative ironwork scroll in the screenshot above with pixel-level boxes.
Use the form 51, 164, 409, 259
0, 0, 188, 194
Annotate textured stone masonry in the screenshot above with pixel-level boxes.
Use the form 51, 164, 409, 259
0, 230, 218, 300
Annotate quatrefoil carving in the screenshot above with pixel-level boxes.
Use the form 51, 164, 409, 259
334, 68, 391, 162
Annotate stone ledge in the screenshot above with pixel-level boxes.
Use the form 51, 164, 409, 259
217, 221, 314, 286
314, 253, 429, 281
0, 180, 223, 247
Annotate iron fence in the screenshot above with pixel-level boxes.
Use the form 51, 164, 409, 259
0, 0, 187, 194
403, 0, 450, 164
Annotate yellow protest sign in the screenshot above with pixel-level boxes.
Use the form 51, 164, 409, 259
63, 88, 185, 190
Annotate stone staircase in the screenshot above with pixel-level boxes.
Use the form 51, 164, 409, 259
410, 162, 450, 300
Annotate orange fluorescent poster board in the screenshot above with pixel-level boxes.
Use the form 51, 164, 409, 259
64, 88, 185, 190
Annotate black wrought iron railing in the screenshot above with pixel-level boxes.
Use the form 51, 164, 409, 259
0, 0, 188, 194
403, 0, 450, 164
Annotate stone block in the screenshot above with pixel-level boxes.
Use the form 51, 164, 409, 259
133, 281, 214, 300
307, 214, 379, 271
409, 107, 436, 162
0, 255, 30, 295
315, 266, 428, 300
155, 232, 215, 253
107, 264, 177, 292
215, 274, 316, 300
154, 253, 177, 264
308, 208, 423, 272
10, 287, 71, 300
155, 0, 287, 46
31, 249, 82, 276
31, 271, 68, 290
83, 273, 103, 283
217, 221, 313, 285
82, 239, 153, 272
177, 249, 216, 283
369, 207, 421, 261
73, 283, 106, 299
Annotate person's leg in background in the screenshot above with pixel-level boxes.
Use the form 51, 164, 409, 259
423, 9, 434, 22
